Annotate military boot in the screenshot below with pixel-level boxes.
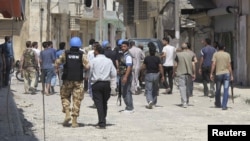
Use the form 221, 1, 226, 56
71, 116, 79, 128
62, 110, 71, 126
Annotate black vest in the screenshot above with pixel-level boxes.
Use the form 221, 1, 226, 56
119, 52, 132, 76
62, 49, 84, 81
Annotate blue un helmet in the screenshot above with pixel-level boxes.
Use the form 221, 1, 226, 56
102, 40, 109, 48
118, 39, 124, 46
70, 36, 82, 48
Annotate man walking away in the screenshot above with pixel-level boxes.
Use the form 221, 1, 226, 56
89, 44, 117, 129
129, 41, 145, 95
141, 42, 164, 109
20, 41, 39, 94
47, 41, 57, 93
40, 41, 56, 95
210, 44, 233, 110
199, 38, 217, 97
55, 37, 89, 127
161, 37, 176, 94
173, 43, 196, 108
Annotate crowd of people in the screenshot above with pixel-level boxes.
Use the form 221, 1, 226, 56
2, 36, 233, 129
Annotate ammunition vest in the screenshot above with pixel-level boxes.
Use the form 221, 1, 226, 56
119, 52, 132, 76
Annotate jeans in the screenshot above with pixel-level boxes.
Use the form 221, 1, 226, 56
163, 66, 173, 92
145, 73, 159, 105
178, 74, 193, 105
202, 66, 215, 96
122, 74, 134, 110
215, 73, 230, 109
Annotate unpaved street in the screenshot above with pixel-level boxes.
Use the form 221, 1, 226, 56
11, 77, 250, 141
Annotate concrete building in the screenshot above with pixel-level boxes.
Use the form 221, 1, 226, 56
0, 0, 125, 60
120, 0, 250, 86
95, 0, 125, 48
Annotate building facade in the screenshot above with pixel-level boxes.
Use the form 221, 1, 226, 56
121, 0, 250, 85
0, 0, 125, 60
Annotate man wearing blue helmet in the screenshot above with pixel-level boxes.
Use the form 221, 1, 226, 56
114, 39, 124, 60
55, 36, 89, 128
114, 39, 125, 94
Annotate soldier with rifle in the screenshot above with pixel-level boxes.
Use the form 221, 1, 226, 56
119, 41, 134, 113
115, 39, 125, 106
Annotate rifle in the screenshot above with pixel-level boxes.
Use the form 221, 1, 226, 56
230, 80, 234, 103
117, 75, 122, 106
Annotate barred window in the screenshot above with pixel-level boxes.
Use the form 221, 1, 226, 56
134, 0, 148, 20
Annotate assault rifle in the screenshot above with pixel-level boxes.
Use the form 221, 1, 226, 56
117, 75, 122, 106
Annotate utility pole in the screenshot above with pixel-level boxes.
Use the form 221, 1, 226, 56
175, 0, 180, 48
40, 0, 44, 50
99, 0, 103, 42
46, 0, 51, 41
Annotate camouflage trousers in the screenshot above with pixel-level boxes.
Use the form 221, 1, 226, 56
23, 69, 37, 93
60, 80, 84, 117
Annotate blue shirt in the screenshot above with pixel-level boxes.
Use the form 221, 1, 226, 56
200, 45, 217, 67
89, 54, 117, 85
1, 42, 14, 59
40, 48, 56, 69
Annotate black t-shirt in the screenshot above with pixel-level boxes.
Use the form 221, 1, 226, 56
104, 50, 118, 68
143, 55, 161, 73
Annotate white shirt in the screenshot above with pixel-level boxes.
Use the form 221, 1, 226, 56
162, 44, 176, 67
32, 48, 41, 58
89, 54, 117, 85
87, 50, 95, 62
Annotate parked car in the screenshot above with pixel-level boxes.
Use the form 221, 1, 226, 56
127, 38, 165, 90
127, 38, 163, 57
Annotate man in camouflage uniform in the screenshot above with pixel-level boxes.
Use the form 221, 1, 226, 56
19, 41, 39, 94
55, 37, 89, 128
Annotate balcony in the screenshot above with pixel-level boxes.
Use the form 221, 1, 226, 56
104, 10, 118, 20
81, 7, 94, 19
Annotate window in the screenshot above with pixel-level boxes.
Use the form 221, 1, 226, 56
84, 0, 92, 7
